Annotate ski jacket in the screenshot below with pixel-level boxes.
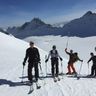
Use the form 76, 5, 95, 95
65, 51, 81, 64
72, 53, 82, 63
24, 47, 40, 63
88, 56, 96, 65
47, 49, 61, 60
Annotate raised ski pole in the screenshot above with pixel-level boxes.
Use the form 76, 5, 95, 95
66, 31, 70, 48
77, 62, 83, 80
21, 65, 24, 83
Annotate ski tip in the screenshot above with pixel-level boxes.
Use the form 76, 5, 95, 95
77, 77, 80, 80
54, 79, 57, 82
37, 86, 41, 89
58, 78, 60, 81
28, 89, 34, 94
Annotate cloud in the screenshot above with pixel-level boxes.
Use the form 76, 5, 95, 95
0, 0, 96, 28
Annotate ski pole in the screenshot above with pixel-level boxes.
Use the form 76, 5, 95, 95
77, 62, 83, 80
39, 62, 43, 75
21, 65, 24, 83
45, 55, 47, 77
61, 61, 63, 78
79, 62, 83, 75
66, 31, 70, 48
88, 63, 89, 75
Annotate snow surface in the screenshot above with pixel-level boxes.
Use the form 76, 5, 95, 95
0, 32, 96, 96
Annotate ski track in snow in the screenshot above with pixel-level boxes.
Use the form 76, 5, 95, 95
25, 76, 96, 96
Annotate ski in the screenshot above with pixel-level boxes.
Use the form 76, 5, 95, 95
77, 75, 96, 79
28, 83, 34, 94
28, 82, 41, 94
28, 88, 34, 94
36, 85, 41, 89
36, 81, 41, 89
53, 77, 60, 82
53, 77, 57, 82
21, 80, 33, 86
57, 77, 60, 81
67, 74, 96, 80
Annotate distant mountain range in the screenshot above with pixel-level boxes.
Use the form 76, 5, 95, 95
52, 21, 69, 27
6, 11, 96, 38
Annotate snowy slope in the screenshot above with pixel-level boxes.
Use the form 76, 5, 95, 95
0, 32, 49, 96
0, 32, 96, 96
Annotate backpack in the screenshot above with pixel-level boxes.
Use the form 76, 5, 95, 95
72, 53, 78, 63
50, 50, 58, 55
50, 50, 58, 58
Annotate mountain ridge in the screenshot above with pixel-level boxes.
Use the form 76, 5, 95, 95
6, 11, 96, 38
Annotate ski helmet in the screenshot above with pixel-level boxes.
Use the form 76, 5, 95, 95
29, 41, 34, 46
52, 45, 56, 49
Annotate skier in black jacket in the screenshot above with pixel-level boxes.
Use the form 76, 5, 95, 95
23, 41, 40, 83
45, 45, 62, 78
87, 52, 96, 77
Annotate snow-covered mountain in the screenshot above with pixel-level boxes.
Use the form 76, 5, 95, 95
0, 28, 9, 35
7, 18, 62, 39
0, 31, 96, 96
62, 11, 96, 37
52, 21, 68, 28
7, 11, 96, 39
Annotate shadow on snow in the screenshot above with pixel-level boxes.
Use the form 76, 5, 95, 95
0, 79, 30, 87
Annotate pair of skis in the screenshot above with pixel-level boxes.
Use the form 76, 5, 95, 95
68, 73, 96, 80
28, 82, 41, 94
53, 77, 60, 82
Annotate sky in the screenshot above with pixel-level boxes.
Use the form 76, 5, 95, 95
0, 0, 96, 28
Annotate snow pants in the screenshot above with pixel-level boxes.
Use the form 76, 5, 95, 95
91, 65, 96, 76
28, 62, 39, 82
51, 58, 59, 77
67, 63, 76, 74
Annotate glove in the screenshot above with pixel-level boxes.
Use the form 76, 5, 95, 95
81, 60, 83, 62
65, 48, 67, 51
45, 59, 48, 63
38, 61, 41, 64
60, 57, 63, 61
23, 61, 25, 66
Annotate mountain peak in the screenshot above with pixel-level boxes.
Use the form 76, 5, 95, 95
31, 18, 45, 25
83, 11, 96, 17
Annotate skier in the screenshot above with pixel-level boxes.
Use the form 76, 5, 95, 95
45, 45, 62, 80
23, 41, 40, 84
65, 48, 83, 75
87, 52, 96, 77
95, 47, 96, 52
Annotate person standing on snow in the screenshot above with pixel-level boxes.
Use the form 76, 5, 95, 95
23, 41, 40, 84
45, 45, 63, 78
95, 47, 96, 52
87, 52, 96, 77
65, 48, 83, 75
